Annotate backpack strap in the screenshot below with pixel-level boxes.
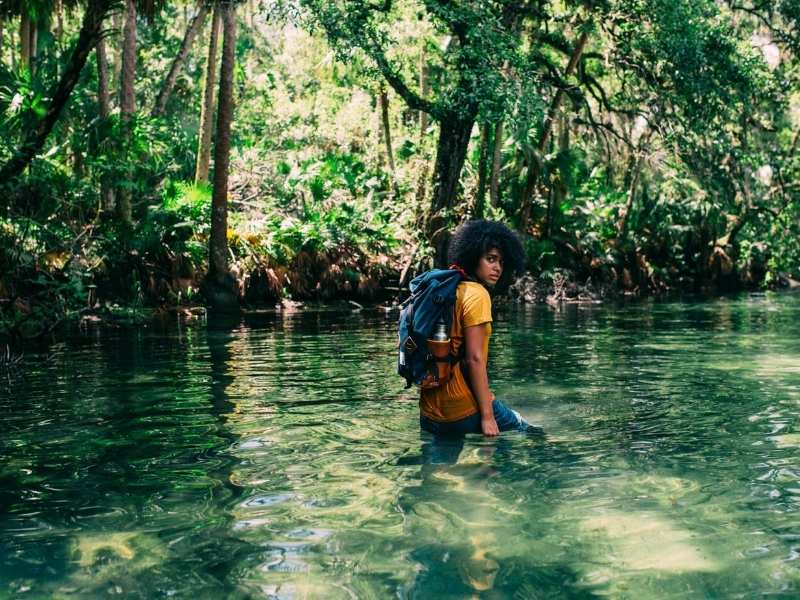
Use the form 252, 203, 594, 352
448, 264, 473, 281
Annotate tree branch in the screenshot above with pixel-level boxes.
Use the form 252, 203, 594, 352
0, 0, 118, 183
152, 1, 210, 117
367, 37, 442, 119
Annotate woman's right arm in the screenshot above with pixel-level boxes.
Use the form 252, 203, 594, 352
463, 323, 498, 437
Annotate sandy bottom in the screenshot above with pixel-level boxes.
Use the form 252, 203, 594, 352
580, 510, 717, 573
74, 532, 141, 568
770, 433, 800, 447
755, 354, 800, 377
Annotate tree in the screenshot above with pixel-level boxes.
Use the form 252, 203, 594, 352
19, 11, 32, 70
195, 2, 221, 184
489, 120, 503, 208
303, 0, 529, 265
0, 0, 117, 183
96, 31, 115, 212
152, 1, 210, 117
518, 25, 590, 230
117, 0, 136, 225
474, 123, 490, 218
604, 0, 777, 273
206, 0, 238, 311
378, 81, 395, 178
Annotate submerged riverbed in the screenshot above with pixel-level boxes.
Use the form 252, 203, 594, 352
2, 294, 800, 598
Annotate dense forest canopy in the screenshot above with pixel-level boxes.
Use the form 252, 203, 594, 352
0, 0, 799, 335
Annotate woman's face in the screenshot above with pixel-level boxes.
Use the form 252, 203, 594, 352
475, 247, 503, 287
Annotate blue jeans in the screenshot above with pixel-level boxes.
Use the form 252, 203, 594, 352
420, 399, 531, 436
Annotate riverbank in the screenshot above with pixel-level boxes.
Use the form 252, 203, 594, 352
3, 255, 798, 349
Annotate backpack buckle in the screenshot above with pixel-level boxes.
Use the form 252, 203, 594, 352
404, 337, 417, 353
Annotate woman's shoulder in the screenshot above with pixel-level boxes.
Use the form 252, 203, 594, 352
457, 281, 491, 303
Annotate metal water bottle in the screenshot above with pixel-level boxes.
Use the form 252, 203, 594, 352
431, 318, 449, 342
426, 317, 451, 387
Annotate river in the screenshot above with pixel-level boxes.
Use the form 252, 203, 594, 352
2, 293, 800, 598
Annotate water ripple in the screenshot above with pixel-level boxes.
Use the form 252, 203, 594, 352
2, 298, 800, 597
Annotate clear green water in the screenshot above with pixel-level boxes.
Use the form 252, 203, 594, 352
2, 294, 800, 599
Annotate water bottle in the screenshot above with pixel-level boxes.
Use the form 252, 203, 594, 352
425, 317, 451, 387
431, 318, 449, 342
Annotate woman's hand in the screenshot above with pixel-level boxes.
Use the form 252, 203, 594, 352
481, 416, 499, 437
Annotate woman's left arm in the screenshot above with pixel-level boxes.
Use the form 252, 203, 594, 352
463, 322, 497, 437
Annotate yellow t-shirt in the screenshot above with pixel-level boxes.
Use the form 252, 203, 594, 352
419, 281, 493, 422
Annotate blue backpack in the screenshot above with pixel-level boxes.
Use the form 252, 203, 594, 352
397, 268, 465, 388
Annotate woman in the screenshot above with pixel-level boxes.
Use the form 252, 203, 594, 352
419, 219, 530, 437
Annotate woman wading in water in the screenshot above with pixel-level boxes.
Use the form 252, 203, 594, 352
420, 220, 531, 437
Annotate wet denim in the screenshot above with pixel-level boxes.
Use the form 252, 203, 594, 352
419, 399, 531, 436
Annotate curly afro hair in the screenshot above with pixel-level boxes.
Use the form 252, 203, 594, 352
447, 220, 526, 291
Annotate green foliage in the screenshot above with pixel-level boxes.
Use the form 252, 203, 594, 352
286, 151, 374, 201
0, 68, 48, 133
567, 167, 626, 249
301, 0, 530, 123
133, 180, 212, 268
264, 200, 397, 260
525, 237, 558, 273
2, 0, 800, 330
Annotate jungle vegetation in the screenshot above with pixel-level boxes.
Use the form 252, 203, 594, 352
1, 0, 799, 336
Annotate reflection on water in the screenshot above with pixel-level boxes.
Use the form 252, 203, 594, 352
2, 295, 800, 598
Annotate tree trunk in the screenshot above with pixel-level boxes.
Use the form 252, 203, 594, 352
56, 0, 64, 43
475, 123, 491, 218
207, 0, 237, 310
413, 44, 432, 220
117, 0, 136, 225
152, 2, 210, 117
489, 120, 503, 208
618, 158, 643, 239
546, 114, 569, 238
544, 185, 554, 239
415, 158, 430, 211
120, 0, 136, 129
112, 11, 122, 86
418, 44, 429, 144
428, 115, 475, 266
9, 21, 16, 69
19, 13, 31, 71
97, 35, 115, 212
195, 4, 221, 185
621, 146, 637, 191
375, 92, 385, 169
29, 19, 38, 75
539, 30, 589, 154
0, 20, 4, 66
97, 38, 111, 118
618, 132, 651, 239
379, 82, 395, 175
617, 146, 644, 240
519, 29, 589, 230
73, 140, 84, 179
518, 153, 540, 231
0, 0, 112, 183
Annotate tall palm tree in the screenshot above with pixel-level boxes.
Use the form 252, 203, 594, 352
206, 0, 238, 312
115, 0, 136, 224
194, 2, 221, 185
